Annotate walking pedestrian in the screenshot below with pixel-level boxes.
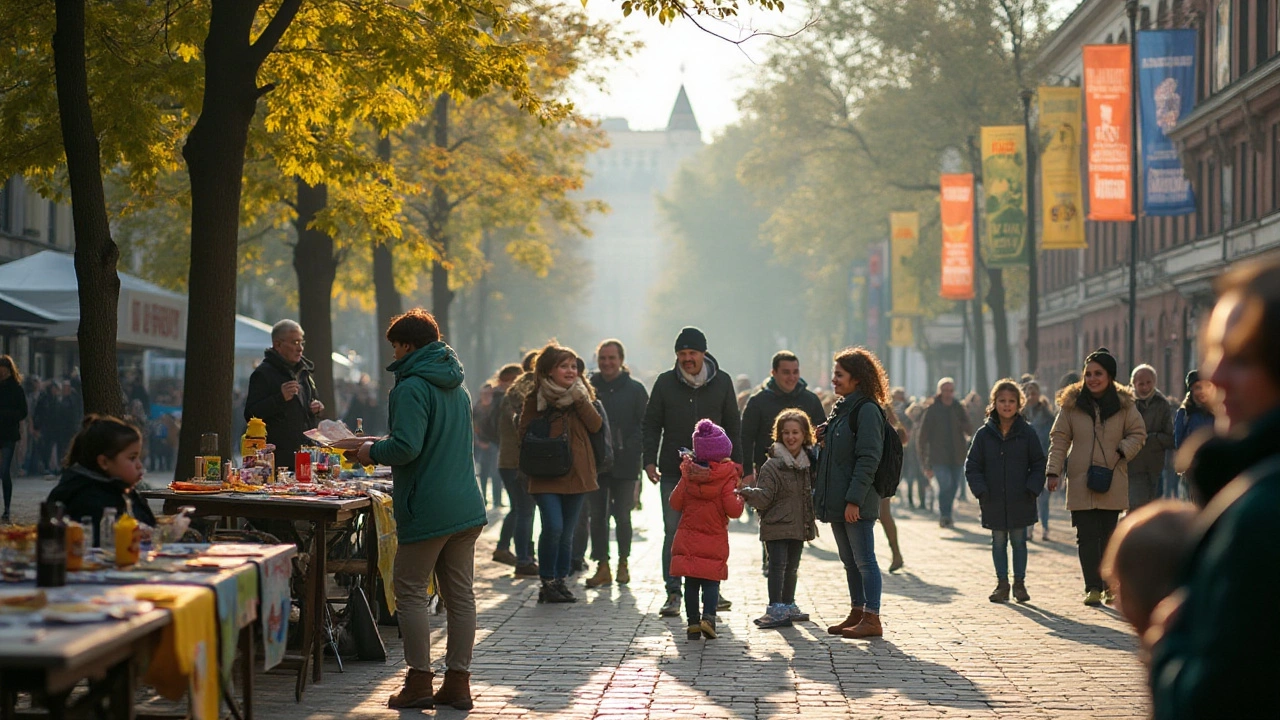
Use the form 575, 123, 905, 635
1128, 365, 1175, 511
517, 342, 602, 604
1022, 380, 1056, 540
740, 409, 818, 628
351, 309, 485, 711
670, 420, 744, 640
817, 347, 890, 640
917, 378, 971, 528
904, 399, 931, 511
472, 383, 502, 507
486, 364, 525, 564
0, 357, 27, 523
243, 319, 324, 470
584, 339, 648, 589
642, 327, 742, 617
495, 355, 538, 575
1172, 370, 1215, 502
1148, 260, 1280, 719
880, 407, 907, 573
965, 379, 1047, 604
1045, 348, 1147, 606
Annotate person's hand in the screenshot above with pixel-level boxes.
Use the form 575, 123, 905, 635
281, 381, 301, 401
843, 502, 861, 523
1046, 474, 1060, 492
570, 380, 590, 404
815, 423, 828, 443
645, 464, 660, 484
741, 473, 755, 488
355, 441, 374, 466
309, 399, 324, 415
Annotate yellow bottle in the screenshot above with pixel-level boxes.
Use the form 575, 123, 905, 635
242, 417, 268, 458
114, 499, 141, 567
65, 519, 85, 571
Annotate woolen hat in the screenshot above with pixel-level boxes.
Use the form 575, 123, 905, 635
692, 419, 733, 463
1085, 347, 1118, 381
674, 327, 708, 354
1185, 370, 1201, 391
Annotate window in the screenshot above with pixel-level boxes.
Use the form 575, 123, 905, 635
1157, 0, 1169, 27
1141, 7, 1152, 29
1222, 161, 1234, 226
1257, 0, 1269, 65
1215, 0, 1232, 91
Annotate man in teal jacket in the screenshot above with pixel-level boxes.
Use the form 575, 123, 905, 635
353, 309, 486, 711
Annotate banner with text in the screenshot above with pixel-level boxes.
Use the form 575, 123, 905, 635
1138, 30, 1197, 216
889, 212, 920, 347
1037, 87, 1087, 249
939, 174, 976, 300
1084, 44, 1136, 221
980, 126, 1029, 266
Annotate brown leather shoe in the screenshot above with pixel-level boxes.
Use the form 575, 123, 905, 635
841, 612, 883, 639
387, 668, 435, 709
826, 608, 864, 635
616, 559, 630, 585
433, 669, 473, 710
585, 561, 612, 589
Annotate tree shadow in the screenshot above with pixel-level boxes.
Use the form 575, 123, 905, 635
1006, 603, 1138, 650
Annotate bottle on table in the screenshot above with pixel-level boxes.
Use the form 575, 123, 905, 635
200, 432, 221, 482
100, 507, 118, 553
65, 516, 86, 571
242, 417, 268, 457
114, 498, 141, 567
36, 501, 67, 587
355, 417, 364, 436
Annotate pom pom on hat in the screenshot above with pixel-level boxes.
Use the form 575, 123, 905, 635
692, 419, 733, 463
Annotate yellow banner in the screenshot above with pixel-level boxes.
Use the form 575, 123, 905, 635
890, 317, 914, 348
1038, 87, 1087, 249
888, 212, 919, 348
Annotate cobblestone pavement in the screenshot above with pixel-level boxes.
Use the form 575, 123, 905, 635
8, 476, 1151, 718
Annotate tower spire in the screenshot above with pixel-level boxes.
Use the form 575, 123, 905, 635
666, 85, 700, 134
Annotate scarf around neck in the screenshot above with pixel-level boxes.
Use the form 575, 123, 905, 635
537, 378, 584, 411
680, 363, 709, 389
771, 442, 810, 469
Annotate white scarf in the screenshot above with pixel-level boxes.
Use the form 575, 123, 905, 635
771, 442, 810, 469
680, 363, 709, 389
537, 378, 586, 411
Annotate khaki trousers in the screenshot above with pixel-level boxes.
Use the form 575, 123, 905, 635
393, 525, 482, 672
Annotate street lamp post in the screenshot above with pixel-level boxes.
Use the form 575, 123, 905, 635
1126, 0, 1140, 375
1020, 88, 1039, 376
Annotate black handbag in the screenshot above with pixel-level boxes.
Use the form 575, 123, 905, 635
1086, 421, 1120, 494
520, 410, 573, 477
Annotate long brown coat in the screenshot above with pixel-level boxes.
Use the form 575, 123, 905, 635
518, 385, 602, 495
1047, 383, 1147, 512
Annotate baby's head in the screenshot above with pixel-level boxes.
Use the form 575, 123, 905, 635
1101, 500, 1198, 635
692, 419, 732, 464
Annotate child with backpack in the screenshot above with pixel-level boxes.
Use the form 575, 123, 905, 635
740, 410, 818, 629
670, 419, 745, 641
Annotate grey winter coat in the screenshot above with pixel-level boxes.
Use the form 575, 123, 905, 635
740, 443, 818, 542
813, 391, 884, 522
642, 354, 742, 477
1130, 390, 1175, 475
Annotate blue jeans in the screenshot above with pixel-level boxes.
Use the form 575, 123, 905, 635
660, 476, 682, 595
0, 441, 13, 513
1037, 489, 1051, 531
934, 465, 964, 522
992, 528, 1028, 580
831, 519, 882, 613
498, 469, 536, 565
684, 577, 719, 625
533, 492, 586, 580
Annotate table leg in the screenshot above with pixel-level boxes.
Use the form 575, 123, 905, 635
242, 624, 255, 720
1, 688, 15, 720
296, 529, 318, 700
108, 657, 137, 720
312, 519, 326, 684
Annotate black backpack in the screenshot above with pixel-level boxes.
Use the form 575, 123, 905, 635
848, 397, 904, 498
590, 400, 615, 475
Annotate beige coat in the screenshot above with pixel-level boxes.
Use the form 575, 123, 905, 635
518, 385, 602, 495
1047, 383, 1147, 512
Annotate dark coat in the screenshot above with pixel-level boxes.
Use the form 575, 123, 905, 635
0, 377, 28, 444
590, 371, 649, 481
642, 354, 741, 477
1150, 407, 1280, 720
1173, 404, 1214, 450
243, 349, 319, 469
1131, 390, 1175, 475
47, 465, 157, 546
965, 415, 1047, 530
917, 396, 971, 471
1022, 399, 1054, 454
33, 390, 58, 437
739, 378, 826, 477
813, 391, 884, 522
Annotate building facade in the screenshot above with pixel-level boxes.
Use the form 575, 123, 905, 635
1033, 0, 1280, 395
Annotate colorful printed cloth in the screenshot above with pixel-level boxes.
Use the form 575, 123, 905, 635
128, 584, 219, 720
257, 552, 292, 670
367, 488, 399, 615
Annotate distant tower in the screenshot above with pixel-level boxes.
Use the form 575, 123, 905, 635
576, 86, 705, 370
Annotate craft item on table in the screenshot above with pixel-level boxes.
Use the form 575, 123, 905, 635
202, 544, 270, 557
154, 543, 212, 558
257, 552, 292, 670
367, 489, 398, 615
169, 481, 224, 495
304, 420, 371, 451
129, 584, 219, 720
0, 587, 46, 612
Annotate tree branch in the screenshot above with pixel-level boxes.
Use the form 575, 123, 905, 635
249, 0, 303, 68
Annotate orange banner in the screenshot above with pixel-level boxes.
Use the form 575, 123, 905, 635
1084, 44, 1136, 222
939, 174, 975, 300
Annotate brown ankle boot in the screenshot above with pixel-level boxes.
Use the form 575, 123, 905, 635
433, 669, 473, 710
826, 608, 864, 635
585, 561, 612, 589
616, 559, 630, 585
388, 668, 435, 709
841, 611, 883, 639
989, 580, 1011, 603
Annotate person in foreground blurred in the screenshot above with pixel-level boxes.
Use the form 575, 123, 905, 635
1149, 260, 1280, 720
1099, 500, 1196, 637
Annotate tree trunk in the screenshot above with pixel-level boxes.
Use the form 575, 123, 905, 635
428, 95, 455, 338
292, 178, 337, 418
53, 0, 123, 417
174, 0, 301, 480
373, 135, 401, 415
988, 268, 1012, 381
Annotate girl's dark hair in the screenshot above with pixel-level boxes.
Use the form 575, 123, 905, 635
0, 356, 22, 384
386, 308, 441, 349
64, 415, 141, 472
987, 378, 1025, 420
771, 409, 815, 447
833, 347, 889, 405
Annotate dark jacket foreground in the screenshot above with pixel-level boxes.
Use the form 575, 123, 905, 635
739, 378, 825, 477
243, 349, 319, 469
1150, 407, 1280, 720
47, 465, 157, 545
0, 376, 28, 444
642, 354, 742, 477
813, 391, 884, 522
590, 371, 649, 481
965, 415, 1047, 530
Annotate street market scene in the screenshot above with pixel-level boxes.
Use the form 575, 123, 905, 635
1, 0, 1278, 718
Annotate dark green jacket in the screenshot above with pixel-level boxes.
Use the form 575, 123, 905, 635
369, 343, 486, 544
642, 354, 742, 477
813, 391, 884, 522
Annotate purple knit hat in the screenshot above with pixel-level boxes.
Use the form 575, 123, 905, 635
692, 419, 733, 463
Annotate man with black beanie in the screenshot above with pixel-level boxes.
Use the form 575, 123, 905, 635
643, 326, 742, 617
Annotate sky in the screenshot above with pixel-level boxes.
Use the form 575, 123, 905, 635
574, 0, 1083, 140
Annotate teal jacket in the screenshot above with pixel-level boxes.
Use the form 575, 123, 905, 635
369, 343, 487, 544
813, 391, 884, 522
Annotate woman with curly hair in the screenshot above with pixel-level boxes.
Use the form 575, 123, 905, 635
816, 347, 890, 640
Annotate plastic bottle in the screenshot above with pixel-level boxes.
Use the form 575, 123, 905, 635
65, 517, 85, 571
114, 498, 141, 567
100, 507, 118, 553
36, 501, 67, 587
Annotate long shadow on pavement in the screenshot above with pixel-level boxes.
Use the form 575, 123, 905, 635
1006, 603, 1137, 650
881, 569, 961, 605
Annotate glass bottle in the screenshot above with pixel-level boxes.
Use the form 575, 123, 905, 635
36, 501, 67, 587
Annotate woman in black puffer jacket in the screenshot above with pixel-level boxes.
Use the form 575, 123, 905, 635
0, 356, 28, 523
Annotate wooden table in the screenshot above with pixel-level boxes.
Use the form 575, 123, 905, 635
0, 607, 169, 719
141, 491, 377, 698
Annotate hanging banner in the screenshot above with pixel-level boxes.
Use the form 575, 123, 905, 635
980, 126, 1029, 266
1084, 44, 1136, 221
939, 174, 975, 300
1037, 87, 1087, 249
1138, 30, 1198, 216
888, 212, 919, 348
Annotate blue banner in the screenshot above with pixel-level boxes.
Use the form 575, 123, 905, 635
1137, 29, 1198, 216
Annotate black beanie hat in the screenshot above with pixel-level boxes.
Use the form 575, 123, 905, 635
1085, 347, 1118, 380
1185, 369, 1201, 390
674, 327, 708, 353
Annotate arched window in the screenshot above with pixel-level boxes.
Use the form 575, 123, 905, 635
1141, 6, 1152, 29
1157, 0, 1169, 27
